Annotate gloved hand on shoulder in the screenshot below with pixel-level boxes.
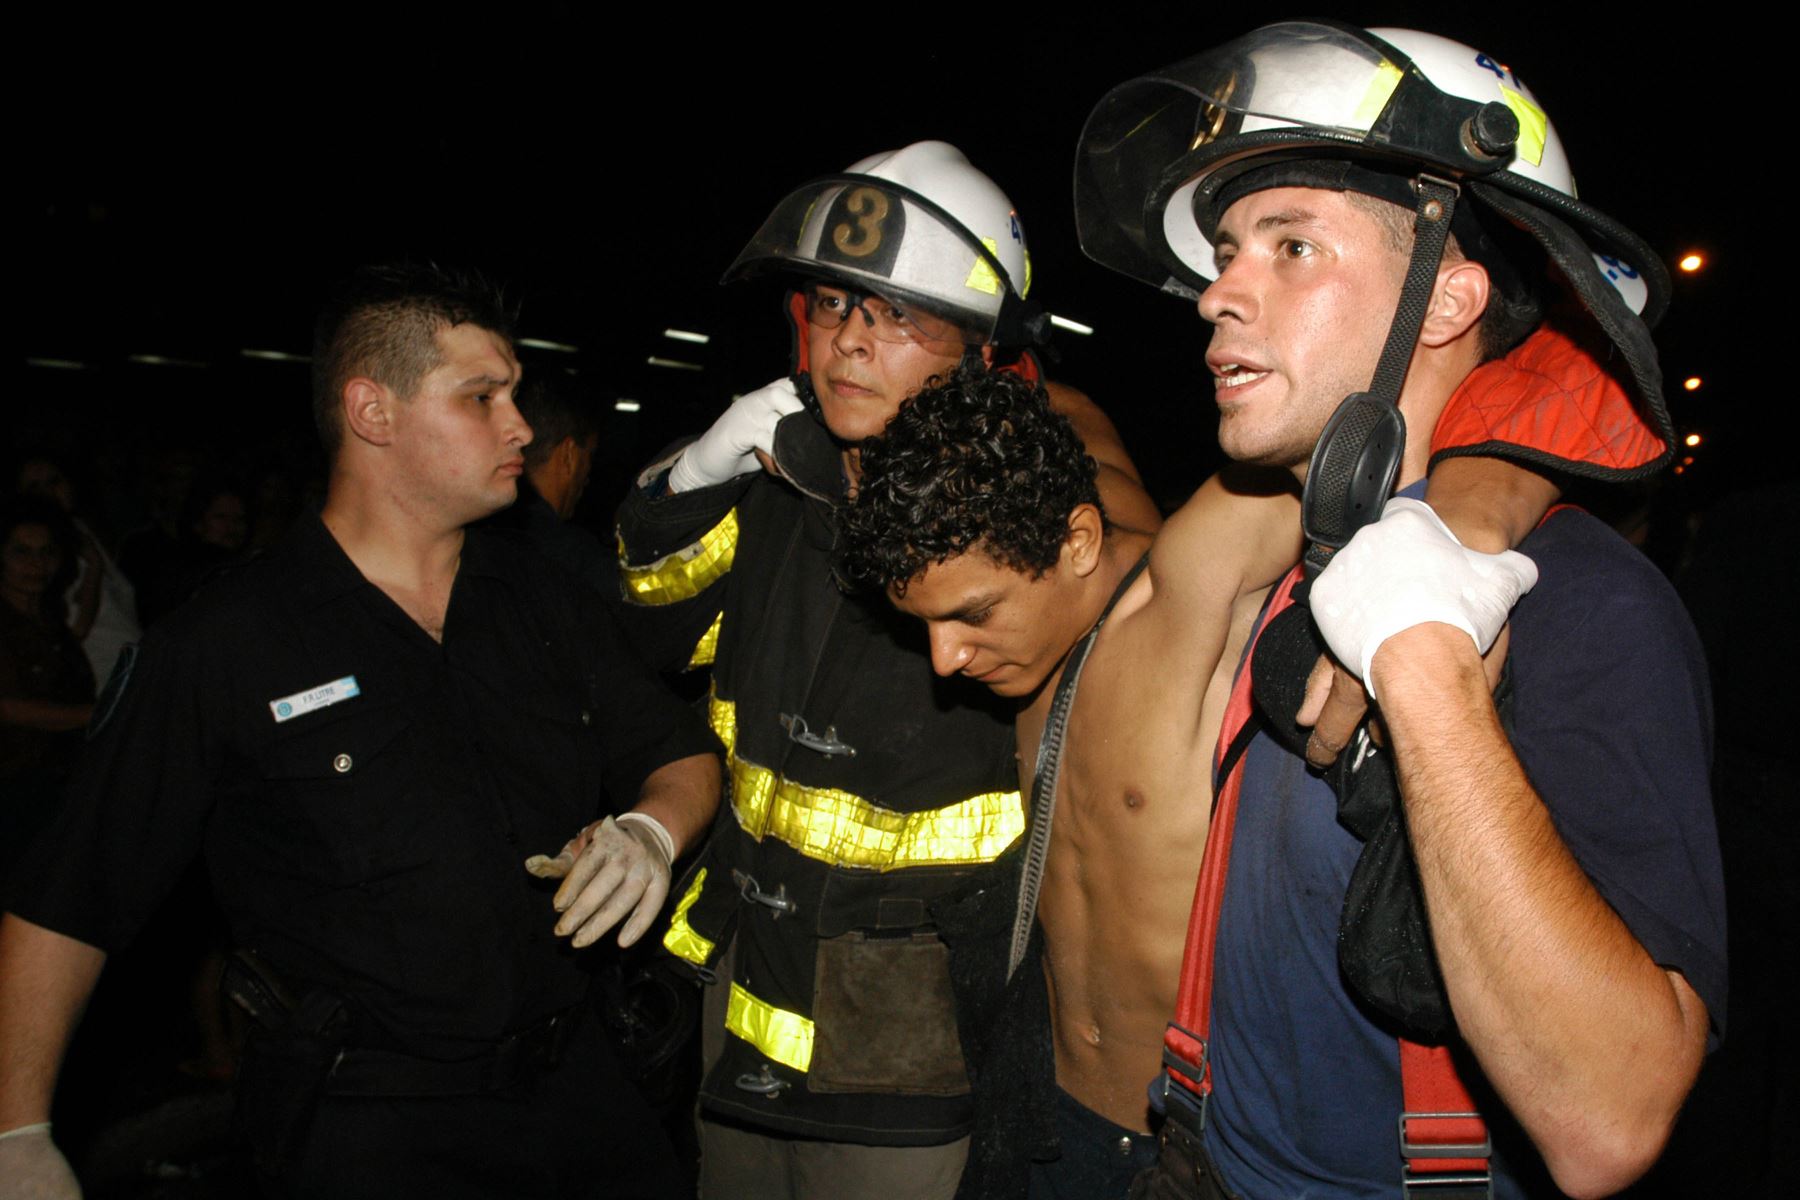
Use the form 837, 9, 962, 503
667, 378, 804, 492
1311, 497, 1538, 700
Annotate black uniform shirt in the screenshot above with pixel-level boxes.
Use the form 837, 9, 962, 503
9, 515, 719, 1058
488, 481, 618, 600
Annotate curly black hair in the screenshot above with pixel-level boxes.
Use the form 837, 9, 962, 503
836, 365, 1102, 595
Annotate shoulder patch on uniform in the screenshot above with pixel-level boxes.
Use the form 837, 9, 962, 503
87, 642, 138, 740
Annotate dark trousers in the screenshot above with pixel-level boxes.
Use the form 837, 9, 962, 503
1126, 1113, 1239, 1200
1027, 1087, 1159, 1200
265, 1014, 685, 1199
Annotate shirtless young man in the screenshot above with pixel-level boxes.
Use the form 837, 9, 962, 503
835, 366, 1557, 1198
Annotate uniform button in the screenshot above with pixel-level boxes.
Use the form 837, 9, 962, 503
580, 710, 593, 727
1116, 1136, 1133, 1156
333, 753, 353, 773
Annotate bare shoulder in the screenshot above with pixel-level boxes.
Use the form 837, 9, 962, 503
1149, 464, 1299, 608
1042, 379, 1162, 535
1043, 381, 1133, 465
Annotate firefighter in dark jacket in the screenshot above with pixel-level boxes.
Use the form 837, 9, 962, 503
614, 141, 1157, 1198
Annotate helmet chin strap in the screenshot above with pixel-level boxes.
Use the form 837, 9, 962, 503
1300, 174, 1460, 579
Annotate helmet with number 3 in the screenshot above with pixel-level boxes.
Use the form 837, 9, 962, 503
726, 141, 1047, 347
1074, 21, 1674, 467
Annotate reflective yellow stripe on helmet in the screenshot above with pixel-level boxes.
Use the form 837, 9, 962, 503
1498, 85, 1548, 167
709, 695, 1024, 871
662, 868, 714, 966
620, 509, 739, 606
965, 237, 1005, 297
687, 611, 723, 669
726, 981, 815, 1073
1353, 59, 1406, 126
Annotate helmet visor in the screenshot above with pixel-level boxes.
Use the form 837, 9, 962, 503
1076, 23, 1413, 294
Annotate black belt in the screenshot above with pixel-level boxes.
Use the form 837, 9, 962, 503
321, 1007, 581, 1098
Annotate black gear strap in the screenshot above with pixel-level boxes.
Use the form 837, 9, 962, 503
1301, 175, 1460, 578
1371, 176, 1461, 400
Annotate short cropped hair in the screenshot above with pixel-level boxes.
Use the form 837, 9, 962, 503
516, 374, 600, 470
311, 263, 515, 455
1345, 192, 1543, 361
836, 366, 1102, 596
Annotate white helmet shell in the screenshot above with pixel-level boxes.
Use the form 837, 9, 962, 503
1075, 22, 1660, 318
726, 141, 1036, 344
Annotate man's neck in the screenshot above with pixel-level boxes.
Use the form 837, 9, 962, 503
524, 470, 561, 519
320, 474, 466, 639
522, 471, 565, 518
1296, 350, 1478, 494
1021, 532, 1151, 726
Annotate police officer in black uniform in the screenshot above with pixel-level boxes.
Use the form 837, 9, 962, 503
0, 264, 721, 1200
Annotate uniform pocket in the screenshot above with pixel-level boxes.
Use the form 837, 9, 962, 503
255, 703, 427, 883
807, 930, 970, 1096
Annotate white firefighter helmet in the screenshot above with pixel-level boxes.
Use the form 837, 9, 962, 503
725, 140, 1044, 346
1073, 21, 1664, 323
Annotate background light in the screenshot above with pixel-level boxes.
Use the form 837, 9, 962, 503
1048, 314, 1095, 336
1684, 433, 1702, 447
128, 354, 207, 368
1683, 377, 1702, 391
1678, 253, 1704, 272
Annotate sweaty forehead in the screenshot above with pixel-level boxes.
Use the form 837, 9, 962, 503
892, 548, 1024, 612
1212, 186, 1345, 241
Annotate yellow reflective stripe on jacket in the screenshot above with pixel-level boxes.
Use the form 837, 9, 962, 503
725, 981, 814, 1073
709, 690, 738, 749
662, 868, 714, 965
687, 612, 723, 669
620, 509, 739, 606
708, 695, 1023, 871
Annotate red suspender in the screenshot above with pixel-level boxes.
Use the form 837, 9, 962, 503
1399, 1041, 1491, 1184
1163, 566, 1306, 1103
1160, 564, 1491, 1194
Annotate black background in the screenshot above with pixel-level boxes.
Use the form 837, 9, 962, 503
17, 2, 1753, 514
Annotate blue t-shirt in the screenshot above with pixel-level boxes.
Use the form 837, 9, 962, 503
1204, 507, 1726, 1198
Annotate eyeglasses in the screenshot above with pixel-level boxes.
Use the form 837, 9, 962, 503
802, 284, 971, 346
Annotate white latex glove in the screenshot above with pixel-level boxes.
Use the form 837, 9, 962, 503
667, 378, 804, 493
1310, 497, 1538, 700
525, 814, 673, 949
0, 1124, 81, 1200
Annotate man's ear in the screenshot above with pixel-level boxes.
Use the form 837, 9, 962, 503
1420, 259, 1490, 349
978, 343, 995, 369
1062, 503, 1105, 578
342, 377, 397, 447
